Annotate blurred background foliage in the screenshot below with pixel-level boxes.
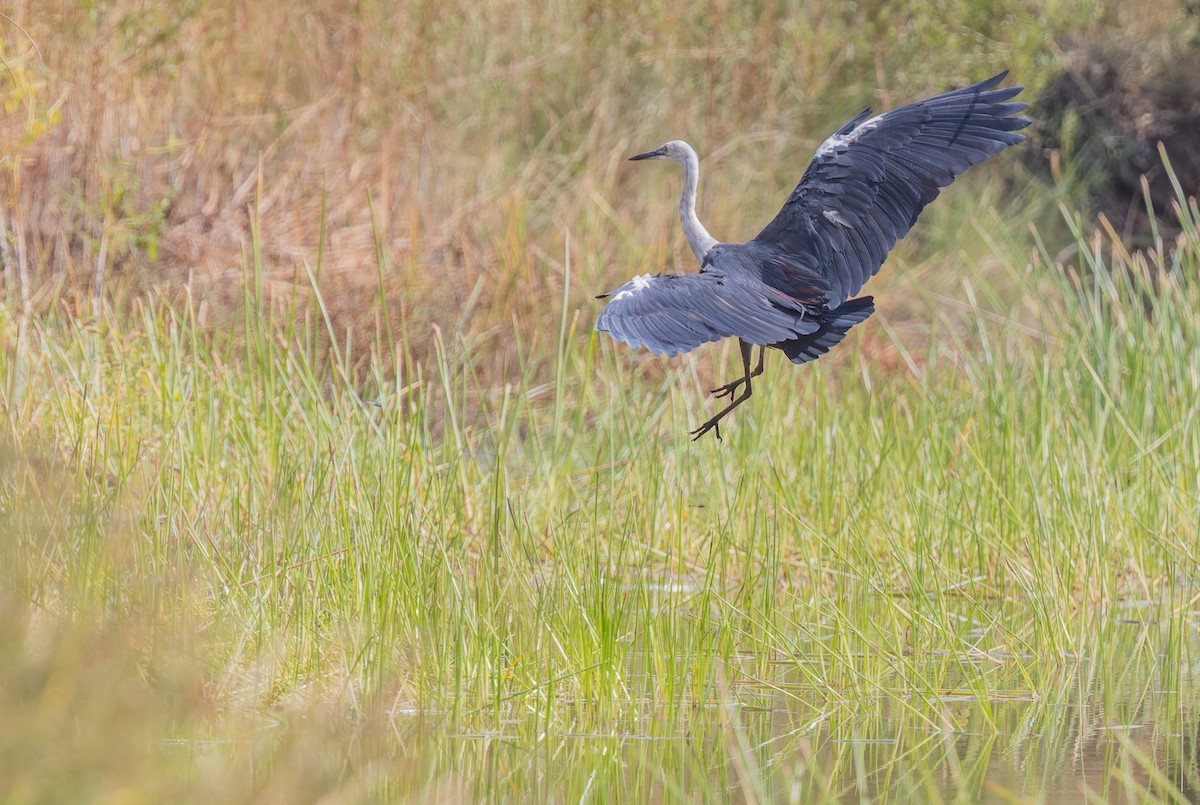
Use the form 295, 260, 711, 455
1, 0, 1134, 358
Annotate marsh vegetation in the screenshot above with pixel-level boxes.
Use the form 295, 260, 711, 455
1, 0, 1198, 801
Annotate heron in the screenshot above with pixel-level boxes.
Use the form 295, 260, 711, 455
596, 71, 1030, 440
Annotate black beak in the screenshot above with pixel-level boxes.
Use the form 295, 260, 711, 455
629, 148, 664, 161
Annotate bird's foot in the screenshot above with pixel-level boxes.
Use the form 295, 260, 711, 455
710, 379, 745, 399
690, 419, 722, 441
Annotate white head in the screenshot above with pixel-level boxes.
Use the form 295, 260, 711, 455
629, 140, 695, 164
628, 139, 716, 260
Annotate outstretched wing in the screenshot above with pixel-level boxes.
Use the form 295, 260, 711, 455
595, 271, 817, 357
754, 71, 1030, 307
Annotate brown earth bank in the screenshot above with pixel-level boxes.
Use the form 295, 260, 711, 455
1026, 30, 1200, 247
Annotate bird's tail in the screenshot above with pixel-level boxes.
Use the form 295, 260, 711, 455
778, 296, 875, 365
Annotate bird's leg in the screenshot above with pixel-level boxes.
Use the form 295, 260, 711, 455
691, 340, 756, 441
712, 343, 765, 399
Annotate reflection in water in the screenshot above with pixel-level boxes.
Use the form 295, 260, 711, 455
372, 594, 1199, 802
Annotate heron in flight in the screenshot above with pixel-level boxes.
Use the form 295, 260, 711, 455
596, 71, 1029, 440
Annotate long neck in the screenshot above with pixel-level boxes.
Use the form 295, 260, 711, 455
677, 145, 718, 261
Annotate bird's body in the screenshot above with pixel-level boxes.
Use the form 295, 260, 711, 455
596, 71, 1030, 439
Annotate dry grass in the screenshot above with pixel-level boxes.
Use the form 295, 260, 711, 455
2, 0, 1104, 375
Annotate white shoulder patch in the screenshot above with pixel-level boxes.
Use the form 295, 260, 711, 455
813, 117, 881, 160
613, 273, 653, 301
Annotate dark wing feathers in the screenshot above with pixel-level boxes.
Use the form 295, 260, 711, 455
779, 296, 876, 364
754, 71, 1030, 307
834, 108, 873, 136
595, 272, 815, 357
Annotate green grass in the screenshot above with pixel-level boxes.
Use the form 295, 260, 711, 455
1, 173, 1198, 801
